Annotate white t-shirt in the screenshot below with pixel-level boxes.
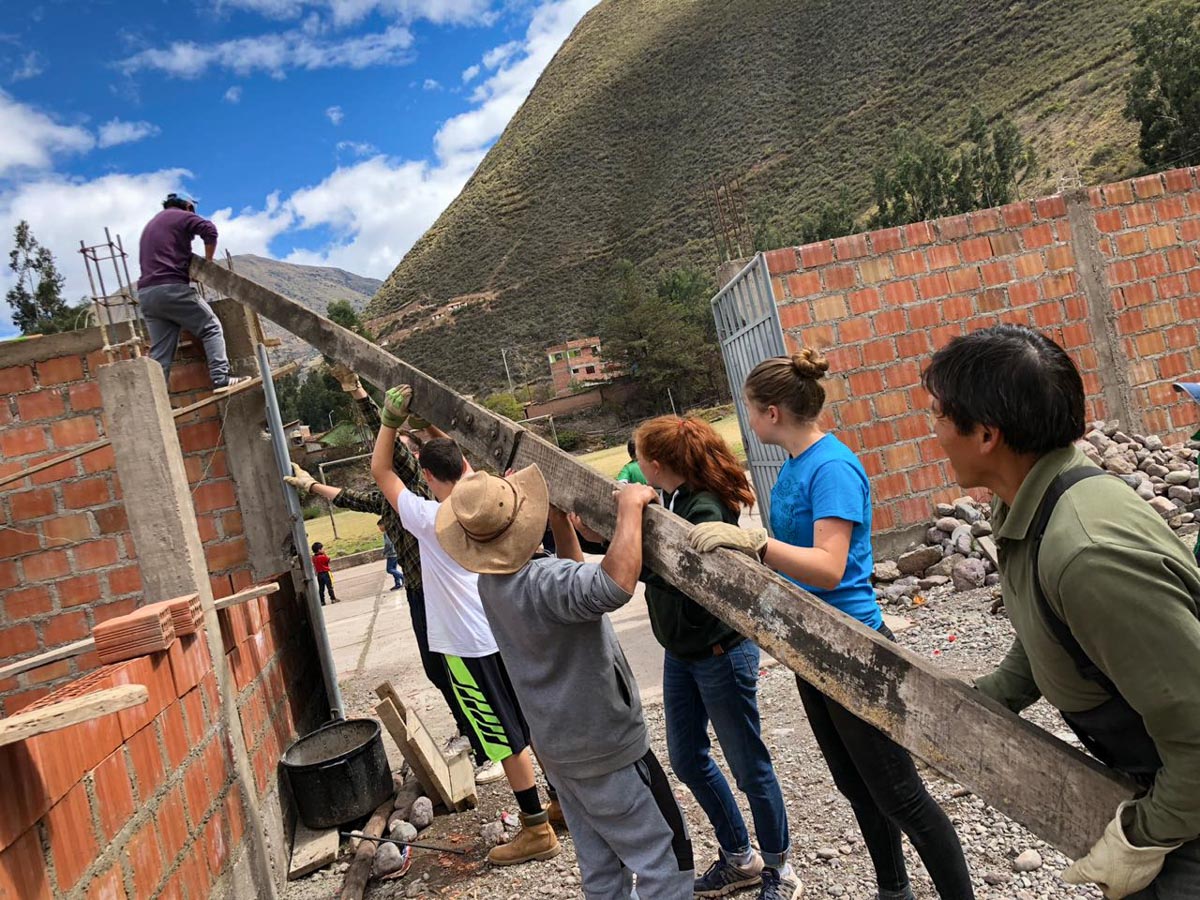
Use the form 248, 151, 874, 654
394, 490, 499, 658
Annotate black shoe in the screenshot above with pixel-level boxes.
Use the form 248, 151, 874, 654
390, 583, 403, 591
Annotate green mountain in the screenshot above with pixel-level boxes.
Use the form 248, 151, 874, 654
369, 0, 1150, 393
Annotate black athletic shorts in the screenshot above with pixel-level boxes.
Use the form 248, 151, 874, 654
442, 652, 531, 765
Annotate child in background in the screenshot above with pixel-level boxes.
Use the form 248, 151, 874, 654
616, 438, 648, 484
379, 519, 404, 591
312, 542, 338, 605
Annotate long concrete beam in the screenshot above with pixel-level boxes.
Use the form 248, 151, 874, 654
191, 255, 1132, 859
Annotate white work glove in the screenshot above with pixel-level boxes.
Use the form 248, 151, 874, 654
1063, 802, 1180, 898
283, 463, 317, 495
688, 522, 768, 559
327, 363, 361, 393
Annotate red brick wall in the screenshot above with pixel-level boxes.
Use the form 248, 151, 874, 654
0, 573, 323, 899
0, 333, 254, 713
757, 166, 1200, 534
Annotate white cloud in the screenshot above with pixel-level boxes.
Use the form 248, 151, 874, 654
422, 77, 440, 90
0, 90, 93, 176
97, 119, 160, 149
224, 85, 243, 103
436, 0, 599, 165
118, 24, 414, 78
461, 63, 480, 83
336, 140, 378, 157
217, 0, 493, 26
325, 105, 343, 125
11, 51, 44, 82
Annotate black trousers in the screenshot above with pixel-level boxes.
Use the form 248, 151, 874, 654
405, 585, 474, 740
796, 625, 975, 899
316, 571, 336, 603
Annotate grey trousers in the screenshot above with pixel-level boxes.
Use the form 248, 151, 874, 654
548, 750, 693, 900
139, 283, 230, 387
1128, 838, 1200, 899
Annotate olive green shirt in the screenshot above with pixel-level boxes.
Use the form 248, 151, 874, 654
976, 446, 1200, 847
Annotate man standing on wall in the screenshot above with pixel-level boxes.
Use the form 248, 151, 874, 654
137, 192, 248, 392
924, 324, 1200, 899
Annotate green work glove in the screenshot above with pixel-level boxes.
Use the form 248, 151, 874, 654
283, 463, 317, 495
688, 522, 768, 559
380, 385, 412, 430
1063, 802, 1179, 898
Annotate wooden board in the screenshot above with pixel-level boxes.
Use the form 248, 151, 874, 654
213, 582, 280, 611
374, 697, 440, 804
288, 820, 339, 880
0, 637, 93, 682
374, 684, 476, 813
0, 685, 148, 747
0, 362, 298, 491
194, 253, 1133, 859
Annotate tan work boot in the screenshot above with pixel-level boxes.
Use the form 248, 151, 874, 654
546, 797, 569, 831
487, 810, 561, 866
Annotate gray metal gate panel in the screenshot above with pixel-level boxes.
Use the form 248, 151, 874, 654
711, 253, 789, 533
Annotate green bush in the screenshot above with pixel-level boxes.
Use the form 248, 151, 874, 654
556, 429, 584, 452
302, 502, 326, 521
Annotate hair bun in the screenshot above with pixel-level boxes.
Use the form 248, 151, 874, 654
791, 348, 829, 379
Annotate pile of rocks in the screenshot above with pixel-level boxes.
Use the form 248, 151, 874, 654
874, 495, 998, 605
874, 421, 1200, 606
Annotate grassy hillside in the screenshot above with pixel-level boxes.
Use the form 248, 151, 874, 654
369, 0, 1149, 393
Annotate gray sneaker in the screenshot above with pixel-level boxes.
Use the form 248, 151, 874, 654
214, 375, 252, 393
694, 851, 764, 897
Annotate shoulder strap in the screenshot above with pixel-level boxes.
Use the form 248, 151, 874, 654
1030, 467, 1118, 696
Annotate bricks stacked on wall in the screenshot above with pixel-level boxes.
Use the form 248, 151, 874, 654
762, 165, 1200, 535
1091, 170, 1200, 437
0, 333, 254, 714
0, 631, 252, 899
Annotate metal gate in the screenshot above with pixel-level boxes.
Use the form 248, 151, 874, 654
711, 253, 789, 533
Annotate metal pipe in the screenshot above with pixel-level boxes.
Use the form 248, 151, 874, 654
256, 342, 345, 718
338, 832, 466, 855
317, 464, 340, 540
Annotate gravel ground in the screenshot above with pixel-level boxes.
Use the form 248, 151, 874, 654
285, 584, 1105, 900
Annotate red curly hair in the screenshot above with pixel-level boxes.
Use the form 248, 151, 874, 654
634, 415, 755, 513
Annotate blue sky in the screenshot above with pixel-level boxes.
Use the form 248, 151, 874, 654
0, 0, 600, 337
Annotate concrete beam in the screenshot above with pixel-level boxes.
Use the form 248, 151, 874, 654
99, 356, 279, 898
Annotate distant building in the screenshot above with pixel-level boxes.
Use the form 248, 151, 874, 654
546, 337, 619, 396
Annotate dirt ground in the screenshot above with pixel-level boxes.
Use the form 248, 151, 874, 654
284, 584, 1104, 900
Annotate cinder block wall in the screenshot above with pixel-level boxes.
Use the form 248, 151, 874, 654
756, 165, 1200, 535
0, 331, 254, 713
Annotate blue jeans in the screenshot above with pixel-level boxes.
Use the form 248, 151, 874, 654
385, 556, 403, 588
663, 640, 790, 867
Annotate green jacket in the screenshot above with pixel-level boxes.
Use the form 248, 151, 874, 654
616, 460, 647, 485
644, 486, 741, 656
976, 446, 1200, 847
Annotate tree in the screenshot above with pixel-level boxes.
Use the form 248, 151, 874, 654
754, 188, 860, 250
326, 299, 372, 339
870, 107, 1034, 228
601, 261, 724, 411
6, 221, 87, 335
483, 392, 524, 420
278, 368, 354, 430
1126, 2, 1200, 171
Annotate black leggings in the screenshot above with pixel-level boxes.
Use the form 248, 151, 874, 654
796, 643, 974, 898
316, 571, 336, 603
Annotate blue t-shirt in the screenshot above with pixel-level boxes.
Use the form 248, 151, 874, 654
769, 434, 881, 629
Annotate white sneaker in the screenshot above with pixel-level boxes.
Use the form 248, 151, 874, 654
214, 375, 252, 393
475, 759, 505, 784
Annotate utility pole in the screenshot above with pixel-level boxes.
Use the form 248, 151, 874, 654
501, 348, 516, 395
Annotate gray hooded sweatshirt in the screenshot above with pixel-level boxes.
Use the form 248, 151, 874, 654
478, 557, 649, 779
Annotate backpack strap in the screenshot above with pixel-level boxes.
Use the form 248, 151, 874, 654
1030, 466, 1120, 697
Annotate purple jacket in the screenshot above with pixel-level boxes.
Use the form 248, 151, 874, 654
137, 208, 218, 289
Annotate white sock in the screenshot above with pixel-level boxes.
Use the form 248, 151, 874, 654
770, 862, 795, 880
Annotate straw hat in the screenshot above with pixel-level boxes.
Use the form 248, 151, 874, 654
435, 466, 550, 575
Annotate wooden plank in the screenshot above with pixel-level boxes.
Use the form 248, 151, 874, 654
338, 798, 392, 900
374, 682, 474, 810
288, 820, 339, 880
0, 361, 299, 491
374, 698, 440, 803
0, 638, 94, 682
376, 681, 407, 718
195, 252, 1135, 859
0, 685, 148, 747
213, 582, 280, 611
192, 256, 518, 470
445, 749, 477, 810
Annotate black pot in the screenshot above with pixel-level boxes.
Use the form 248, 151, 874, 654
281, 718, 392, 829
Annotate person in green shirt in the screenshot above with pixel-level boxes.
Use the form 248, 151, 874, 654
616, 438, 648, 484
924, 324, 1200, 899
